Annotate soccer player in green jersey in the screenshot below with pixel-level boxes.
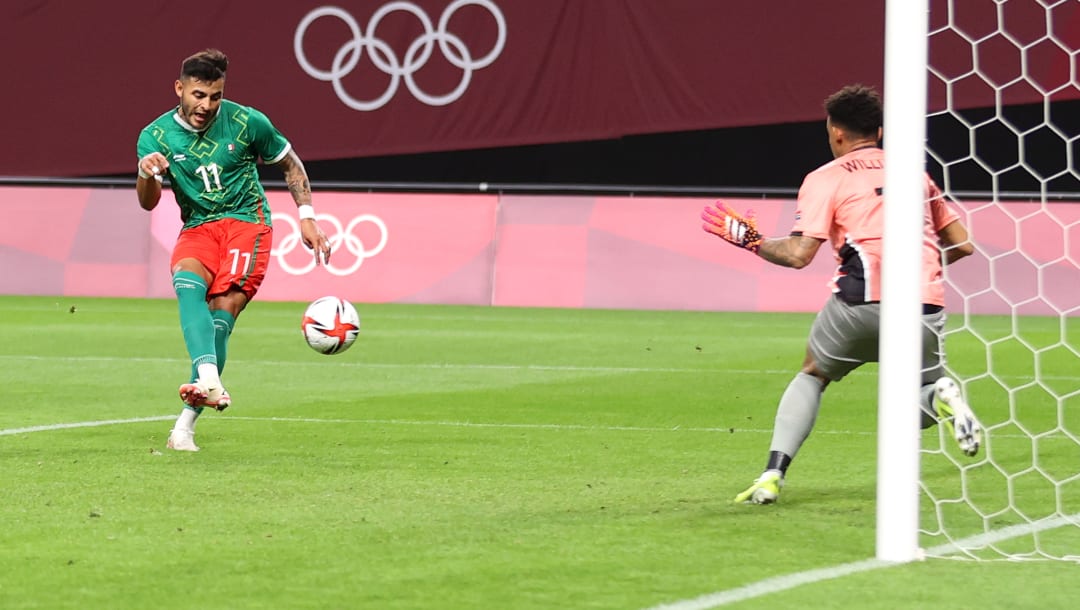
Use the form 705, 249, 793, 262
136, 49, 331, 452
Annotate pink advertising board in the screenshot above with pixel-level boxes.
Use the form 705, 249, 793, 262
1, 185, 1076, 315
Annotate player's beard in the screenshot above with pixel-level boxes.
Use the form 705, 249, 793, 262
180, 103, 216, 131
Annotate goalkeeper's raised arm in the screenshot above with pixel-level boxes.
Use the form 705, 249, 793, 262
702, 201, 825, 268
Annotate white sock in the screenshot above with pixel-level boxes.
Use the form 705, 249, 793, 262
197, 363, 223, 389
174, 408, 199, 433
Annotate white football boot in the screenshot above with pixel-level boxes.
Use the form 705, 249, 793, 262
178, 380, 231, 411
934, 377, 983, 457
166, 428, 200, 452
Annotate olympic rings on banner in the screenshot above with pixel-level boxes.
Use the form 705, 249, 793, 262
294, 0, 507, 110
272, 212, 388, 277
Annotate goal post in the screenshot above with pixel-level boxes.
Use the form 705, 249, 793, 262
881, 0, 1080, 563
877, 0, 930, 563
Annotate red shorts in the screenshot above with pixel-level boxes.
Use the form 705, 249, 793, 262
170, 218, 274, 300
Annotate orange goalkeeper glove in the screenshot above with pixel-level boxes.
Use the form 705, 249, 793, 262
701, 202, 763, 253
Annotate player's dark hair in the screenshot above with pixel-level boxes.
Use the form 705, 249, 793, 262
180, 49, 228, 82
824, 84, 882, 138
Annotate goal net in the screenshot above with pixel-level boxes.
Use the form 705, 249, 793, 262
917, 0, 1080, 561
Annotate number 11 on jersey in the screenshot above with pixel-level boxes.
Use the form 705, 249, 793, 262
195, 163, 223, 192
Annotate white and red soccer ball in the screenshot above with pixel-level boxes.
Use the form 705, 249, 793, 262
301, 296, 360, 355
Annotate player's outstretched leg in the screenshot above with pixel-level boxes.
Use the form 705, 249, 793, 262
173, 271, 231, 411
934, 377, 983, 456
733, 469, 784, 504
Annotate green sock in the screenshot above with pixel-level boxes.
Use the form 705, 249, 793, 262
211, 309, 236, 374
173, 271, 217, 371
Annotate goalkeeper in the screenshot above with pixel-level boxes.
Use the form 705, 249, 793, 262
702, 84, 982, 504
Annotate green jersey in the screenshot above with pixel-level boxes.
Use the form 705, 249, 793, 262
137, 99, 290, 228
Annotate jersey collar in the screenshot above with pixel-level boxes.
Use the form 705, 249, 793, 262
172, 107, 219, 133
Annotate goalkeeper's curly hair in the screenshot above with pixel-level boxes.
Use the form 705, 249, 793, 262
824, 84, 882, 138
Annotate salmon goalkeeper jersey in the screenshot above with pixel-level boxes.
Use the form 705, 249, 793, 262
790, 146, 960, 307
137, 99, 291, 229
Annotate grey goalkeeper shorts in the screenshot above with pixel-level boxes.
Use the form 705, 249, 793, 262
807, 295, 946, 383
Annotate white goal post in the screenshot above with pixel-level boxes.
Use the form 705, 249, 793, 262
879, 0, 1080, 563
877, 0, 929, 563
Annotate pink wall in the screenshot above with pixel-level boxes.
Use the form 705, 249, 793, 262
1, 186, 1076, 315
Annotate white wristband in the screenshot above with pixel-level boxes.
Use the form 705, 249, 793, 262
297, 204, 316, 220
138, 165, 163, 182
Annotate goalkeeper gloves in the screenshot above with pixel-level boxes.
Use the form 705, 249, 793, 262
701, 202, 763, 253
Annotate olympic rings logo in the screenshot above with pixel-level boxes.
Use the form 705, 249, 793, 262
271, 212, 388, 277
294, 0, 507, 111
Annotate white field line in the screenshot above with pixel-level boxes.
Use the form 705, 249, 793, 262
1, 414, 1053, 441
643, 511, 1080, 610
923, 512, 1080, 559
7, 354, 1078, 383
0, 415, 807, 438
1, 354, 793, 375
0, 415, 175, 436
641, 558, 900, 610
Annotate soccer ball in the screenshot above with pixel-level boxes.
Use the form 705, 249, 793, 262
301, 296, 360, 355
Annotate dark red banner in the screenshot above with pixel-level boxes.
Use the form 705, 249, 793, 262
2, 1, 1077, 177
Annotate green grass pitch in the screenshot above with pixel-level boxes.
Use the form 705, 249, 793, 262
1, 295, 1077, 609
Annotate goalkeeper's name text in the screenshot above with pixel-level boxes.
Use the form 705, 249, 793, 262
840, 158, 884, 173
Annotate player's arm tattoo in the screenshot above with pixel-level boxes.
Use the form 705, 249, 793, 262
277, 150, 312, 206
756, 235, 824, 269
